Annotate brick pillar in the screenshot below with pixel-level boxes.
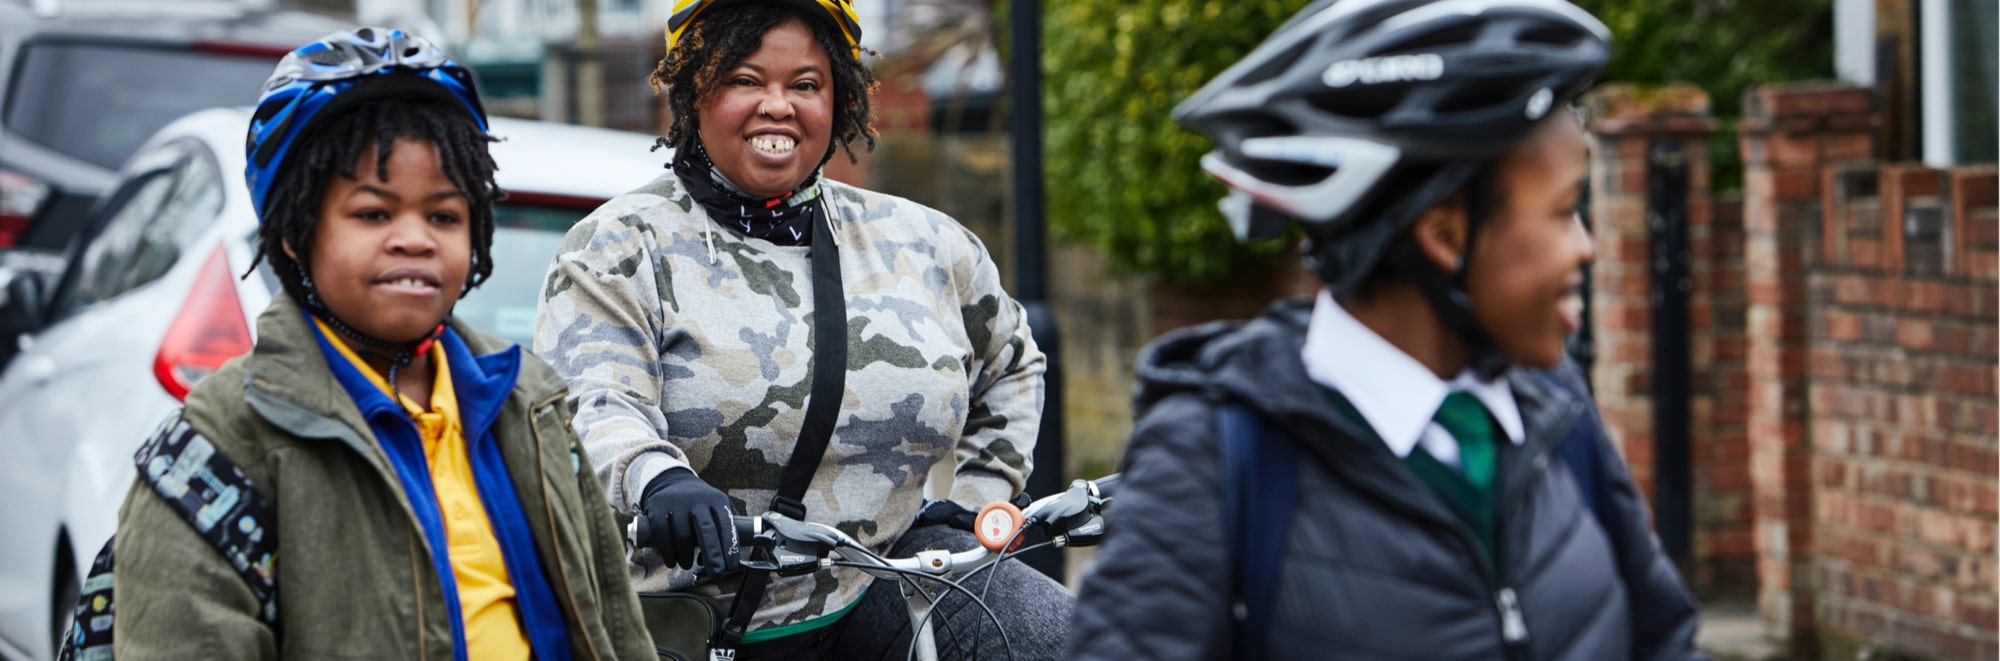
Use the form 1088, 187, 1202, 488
1583, 83, 1714, 503
1689, 193, 1756, 598
1739, 82, 1877, 653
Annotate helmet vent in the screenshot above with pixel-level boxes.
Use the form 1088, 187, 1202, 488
1240, 159, 1334, 188
1518, 25, 1583, 47
1307, 85, 1410, 120
1237, 42, 1311, 87
1378, 21, 1480, 57
1215, 111, 1298, 141
251, 98, 288, 124
1435, 74, 1539, 114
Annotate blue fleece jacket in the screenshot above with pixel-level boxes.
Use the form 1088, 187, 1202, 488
309, 316, 573, 661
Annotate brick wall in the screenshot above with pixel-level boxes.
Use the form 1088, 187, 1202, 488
1689, 194, 1757, 596
1594, 80, 1998, 659
1584, 84, 1756, 600
1739, 82, 1877, 653
1586, 83, 1716, 500
1806, 163, 1999, 659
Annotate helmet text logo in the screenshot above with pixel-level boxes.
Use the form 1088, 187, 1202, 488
1321, 54, 1445, 88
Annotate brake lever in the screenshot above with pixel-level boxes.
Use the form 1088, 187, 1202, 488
755, 513, 848, 576
1058, 513, 1108, 548
1024, 478, 1115, 548
1031, 478, 1104, 529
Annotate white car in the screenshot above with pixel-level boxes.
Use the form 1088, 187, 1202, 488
0, 107, 666, 661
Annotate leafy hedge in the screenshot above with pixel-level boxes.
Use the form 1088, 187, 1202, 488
1576, 0, 1832, 190
1043, 0, 1309, 288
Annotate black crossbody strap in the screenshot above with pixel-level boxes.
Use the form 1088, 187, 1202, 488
715, 200, 847, 655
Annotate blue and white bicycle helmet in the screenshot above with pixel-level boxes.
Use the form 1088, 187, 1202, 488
246, 27, 487, 219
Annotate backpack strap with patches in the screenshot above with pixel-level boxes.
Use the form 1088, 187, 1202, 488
60, 414, 278, 659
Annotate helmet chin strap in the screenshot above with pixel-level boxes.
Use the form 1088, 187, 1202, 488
297, 262, 449, 402
1377, 163, 1513, 381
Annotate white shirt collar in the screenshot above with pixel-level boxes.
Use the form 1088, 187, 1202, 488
1301, 289, 1526, 459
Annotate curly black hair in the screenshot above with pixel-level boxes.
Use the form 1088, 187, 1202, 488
248, 97, 500, 316
651, 1, 878, 164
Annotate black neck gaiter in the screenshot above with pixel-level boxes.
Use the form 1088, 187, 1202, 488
672, 143, 823, 246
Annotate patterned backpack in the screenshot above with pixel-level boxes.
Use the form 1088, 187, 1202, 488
60, 414, 278, 659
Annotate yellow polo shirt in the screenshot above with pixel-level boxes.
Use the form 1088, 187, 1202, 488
316, 320, 531, 661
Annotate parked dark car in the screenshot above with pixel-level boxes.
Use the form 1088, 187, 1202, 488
0, 1, 350, 277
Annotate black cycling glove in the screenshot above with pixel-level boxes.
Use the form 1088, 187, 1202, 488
639, 467, 740, 576
915, 492, 1033, 532
916, 499, 978, 531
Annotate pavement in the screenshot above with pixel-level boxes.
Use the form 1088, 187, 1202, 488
1698, 605, 1784, 661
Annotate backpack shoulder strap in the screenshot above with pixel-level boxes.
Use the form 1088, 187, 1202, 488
1218, 402, 1298, 661
132, 414, 279, 626
1538, 371, 1615, 529
60, 535, 115, 660
61, 414, 280, 659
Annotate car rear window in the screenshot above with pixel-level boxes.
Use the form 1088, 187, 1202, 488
4, 42, 278, 168
451, 201, 597, 348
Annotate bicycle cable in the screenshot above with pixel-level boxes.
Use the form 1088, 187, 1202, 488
894, 572, 970, 661
976, 527, 1035, 603
893, 568, 995, 661
827, 561, 1016, 661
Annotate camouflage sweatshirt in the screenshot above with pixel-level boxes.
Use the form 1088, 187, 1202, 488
534, 172, 1045, 633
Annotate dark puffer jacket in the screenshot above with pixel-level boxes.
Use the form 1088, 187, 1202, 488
1070, 301, 1704, 660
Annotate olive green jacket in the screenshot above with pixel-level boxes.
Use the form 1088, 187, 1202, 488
112, 295, 652, 660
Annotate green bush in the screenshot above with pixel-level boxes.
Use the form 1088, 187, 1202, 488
1578, 0, 1832, 118
1043, 0, 1309, 288
1574, 0, 1832, 190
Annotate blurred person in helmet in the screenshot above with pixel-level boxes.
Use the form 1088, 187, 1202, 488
1068, 1, 1706, 659
92, 28, 651, 661
532, 0, 1061, 658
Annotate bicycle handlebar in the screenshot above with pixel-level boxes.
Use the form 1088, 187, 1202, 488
626, 474, 1120, 577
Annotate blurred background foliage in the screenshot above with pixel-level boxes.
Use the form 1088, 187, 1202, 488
1041, 0, 1306, 289
1575, 0, 1834, 190
1039, 0, 1834, 286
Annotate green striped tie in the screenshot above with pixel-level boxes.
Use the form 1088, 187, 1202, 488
1434, 392, 1497, 491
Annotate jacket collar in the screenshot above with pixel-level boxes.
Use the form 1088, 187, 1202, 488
1136, 300, 1588, 526
241, 293, 539, 450
1300, 289, 1527, 458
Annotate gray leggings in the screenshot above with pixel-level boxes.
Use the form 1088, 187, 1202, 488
735, 524, 1074, 661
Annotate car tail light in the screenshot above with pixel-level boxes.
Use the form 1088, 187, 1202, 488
154, 247, 252, 400
0, 168, 51, 248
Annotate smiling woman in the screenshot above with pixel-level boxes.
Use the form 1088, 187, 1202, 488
533, 0, 1069, 659
690, 19, 834, 198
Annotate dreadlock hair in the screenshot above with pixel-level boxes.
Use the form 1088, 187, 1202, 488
650, 1, 878, 164
249, 96, 500, 330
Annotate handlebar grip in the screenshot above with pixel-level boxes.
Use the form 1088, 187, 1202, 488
732, 515, 760, 540
628, 513, 764, 550
628, 513, 653, 549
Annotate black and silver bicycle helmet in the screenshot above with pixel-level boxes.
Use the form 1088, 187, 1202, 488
1175, 0, 1608, 376
1176, 0, 1607, 260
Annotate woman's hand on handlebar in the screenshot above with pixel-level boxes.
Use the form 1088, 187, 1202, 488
637, 467, 741, 576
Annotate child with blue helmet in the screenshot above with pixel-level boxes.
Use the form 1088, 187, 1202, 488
81, 28, 652, 661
